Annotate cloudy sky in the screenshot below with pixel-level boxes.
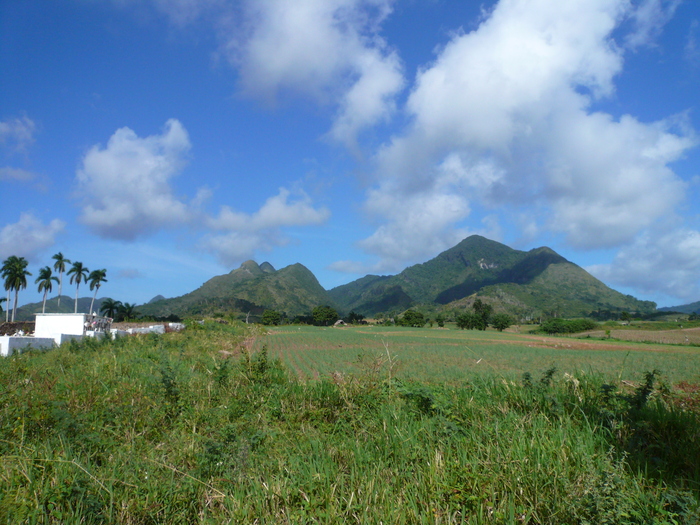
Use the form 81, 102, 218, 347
2, 0, 699, 309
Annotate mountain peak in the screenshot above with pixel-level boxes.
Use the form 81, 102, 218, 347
260, 261, 276, 273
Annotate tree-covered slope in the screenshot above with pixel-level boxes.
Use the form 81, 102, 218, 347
330, 235, 656, 317
137, 261, 331, 318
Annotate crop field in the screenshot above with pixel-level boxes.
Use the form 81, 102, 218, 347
2, 322, 700, 523
259, 325, 700, 385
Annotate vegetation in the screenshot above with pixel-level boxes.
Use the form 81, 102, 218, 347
396, 309, 426, 327
52, 252, 71, 310
1, 255, 32, 322
35, 266, 59, 314
261, 309, 282, 326
137, 261, 329, 320
88, 269, 108, 315
312, 305, 339, 326
537, 318, 599, 334
67, 261, 89, 314
1, 323, 699, 523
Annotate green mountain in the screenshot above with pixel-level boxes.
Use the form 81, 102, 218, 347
12, 296, 107, 322
329, 235, 656, 318
137, 261, 331, 319
658, 301, 700, 315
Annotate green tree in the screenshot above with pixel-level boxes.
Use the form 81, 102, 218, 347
35, 266, 59, 314
118, 302, 137, 322
490, 313, 513, 332
456, 312, 478, 330
67, 261, 89, 313
346, 311, 365, 324
397, 309, 426, 327
88, 269, 108, 315
2, 256, 31, 322
1, 256, 19, 322
261, 309, 282, 326
312, 305, 339, 326
472, 298, 492, 331
52, 252, 71, 309
0, 297, 5, 315
436, 314, 445, 328
100, 298, 122, 319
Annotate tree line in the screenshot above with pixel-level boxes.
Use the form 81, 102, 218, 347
1, 252, 108, 322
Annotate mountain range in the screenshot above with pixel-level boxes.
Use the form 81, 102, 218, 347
135, 235, 657, 320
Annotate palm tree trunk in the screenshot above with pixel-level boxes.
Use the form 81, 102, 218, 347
12, 288, 18, 322
89, 291, 97, 316
4, 290, 9, 323
58, 273, 62, 309
75, 283, 79, 313
42, 290, 48, 314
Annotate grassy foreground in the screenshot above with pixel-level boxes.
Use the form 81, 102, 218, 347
1, 322, 700, 524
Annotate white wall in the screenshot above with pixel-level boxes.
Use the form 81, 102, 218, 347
0, 336, 55, 357
35, 314, 87, 338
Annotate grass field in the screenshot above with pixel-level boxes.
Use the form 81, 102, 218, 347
259, 325, 700, 386
1, 321, 700, 523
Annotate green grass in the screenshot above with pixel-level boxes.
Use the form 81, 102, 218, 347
262, 325, 700, 385
1, 322, 699, 523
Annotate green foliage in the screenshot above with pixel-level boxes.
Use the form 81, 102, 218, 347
396, 309, 425, 327
538, 317, 598, 334
261, 309, 282, 325
2, 325, 700, 523
490, 312, 513, 331
312, 305, 338, 326
346, 310, 365, 324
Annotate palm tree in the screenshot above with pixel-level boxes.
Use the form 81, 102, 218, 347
118, 302, 137, 322
88, 269, 107, 315
1, 256, 19, 322
2, 256, 31, 322
35, 266, 59, 314
100, 298, 122, 319
67, 261, 89, 313
0, 297, 6, 317
52, 252, 71, 310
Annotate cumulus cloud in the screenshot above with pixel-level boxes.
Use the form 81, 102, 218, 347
75, 119, 193, 240
588, 228, 700, 301
0, 213, 65, 260
350, 0, 696, 268
223, 0, 404, 148
201, 187, 330, 265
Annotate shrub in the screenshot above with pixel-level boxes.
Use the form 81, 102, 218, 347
538, 318, 598, 334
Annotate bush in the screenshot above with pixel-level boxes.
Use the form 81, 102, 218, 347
538, 318, 598, 334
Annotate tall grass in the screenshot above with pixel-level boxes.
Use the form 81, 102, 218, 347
0, 322, 699, 523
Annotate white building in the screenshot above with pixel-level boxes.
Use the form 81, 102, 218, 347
0, 313, 113, 357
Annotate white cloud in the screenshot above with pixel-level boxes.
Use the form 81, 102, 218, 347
588, 228, 700, 301
201, 187, 330, 265
224, 0, 404, 148
0, 213, 65, 261
75, 119, 193, 240
0, 115, 36, 154
0, 167, 36, 182
348, 0, 696, 270
624, 0, 682, 50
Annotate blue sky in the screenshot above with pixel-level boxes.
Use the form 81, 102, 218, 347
1, 0, 699, 309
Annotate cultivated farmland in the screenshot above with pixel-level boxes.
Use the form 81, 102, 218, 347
260, 325, 700, 386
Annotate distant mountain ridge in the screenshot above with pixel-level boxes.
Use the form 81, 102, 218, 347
12, 236, 661, 321
137, 236, 657, 320
137, 261, 329, 318
658, 301, 700, 314
329, 236, 655, 318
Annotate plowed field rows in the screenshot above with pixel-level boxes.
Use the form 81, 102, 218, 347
256, 325, 700, 385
